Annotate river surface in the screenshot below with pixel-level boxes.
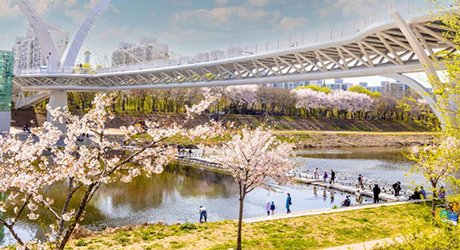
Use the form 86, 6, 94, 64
0, 147, 421, 246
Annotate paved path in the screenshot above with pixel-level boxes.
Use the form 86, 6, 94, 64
244, 200, 422, 223
321, 238, 403, 250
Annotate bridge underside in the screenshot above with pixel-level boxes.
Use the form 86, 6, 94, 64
12, 16, 457, 110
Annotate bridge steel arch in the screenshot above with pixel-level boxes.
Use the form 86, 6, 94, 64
63, 0, 113, 67
15, 0, 60, 68
13, 0, 113, 109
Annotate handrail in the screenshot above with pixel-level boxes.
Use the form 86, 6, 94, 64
15, 0, 437, 76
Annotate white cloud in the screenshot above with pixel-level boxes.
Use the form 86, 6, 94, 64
215, 0, 229, 5
63, 0, 119, 24
275, 16, 308, 32
0, 0, 21, 19
247, 0, 270, 7
317, 0, 384, 19
172, 6, 281, 29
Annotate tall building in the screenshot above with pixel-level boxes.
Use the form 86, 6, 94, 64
0, 50, 14, 133
326, 82, 353, 91
359, 82, 368, 88
112, 37, 169, 66
381, 81, 411, 99
264, 81, 309, 89
12, 25, 69, 73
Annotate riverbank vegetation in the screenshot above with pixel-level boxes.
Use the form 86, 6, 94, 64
28, 84, 434, 124
58, 203, 431, 250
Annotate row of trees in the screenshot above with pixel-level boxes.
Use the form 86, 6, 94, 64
42, 84, 431, 122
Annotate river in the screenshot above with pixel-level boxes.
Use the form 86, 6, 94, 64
0, 147, 422, 246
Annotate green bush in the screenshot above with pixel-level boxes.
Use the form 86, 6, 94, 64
180, 223, 198, 231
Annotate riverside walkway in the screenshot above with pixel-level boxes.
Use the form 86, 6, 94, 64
244, 200, 422, 223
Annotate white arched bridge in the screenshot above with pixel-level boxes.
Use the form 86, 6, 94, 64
11, 0, 458, 125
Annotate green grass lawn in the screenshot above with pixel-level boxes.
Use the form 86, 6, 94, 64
63, 203, 431, 250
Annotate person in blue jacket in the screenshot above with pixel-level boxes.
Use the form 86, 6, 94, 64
286, 193, 292, 213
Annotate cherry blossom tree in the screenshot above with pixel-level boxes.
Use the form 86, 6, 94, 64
224, 85, 258, 113
0, 91, 222, 250
406, 137, 460, 217
207, 128, 295, 250
294, 88, 373, 118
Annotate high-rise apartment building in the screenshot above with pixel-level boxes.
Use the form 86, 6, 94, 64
12, 25, 69, 73
112, 37, 169, 66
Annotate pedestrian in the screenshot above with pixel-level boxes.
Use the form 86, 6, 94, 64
358, 175, 364, 190
355, 190, 363, 204
420, 186, 426, 199
270, 201, 275, 215
373, 184, 381, 203
199, 206, 207, 223
323, 172, 328, 183
314, 168, 319, 180
392, 182, 401, 197
439, 186, 446, 201
409, 187, 421, 200
341, 196, 351, 207
330, 170, 336, 185
286, 193, 292, 213
265, 200, 271, 216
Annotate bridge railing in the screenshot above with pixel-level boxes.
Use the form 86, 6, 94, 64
93, 0, 430, 74
233, 0, 421, 57
15, 0, 439, 76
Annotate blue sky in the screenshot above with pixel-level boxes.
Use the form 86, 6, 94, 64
0, 0, 430, 86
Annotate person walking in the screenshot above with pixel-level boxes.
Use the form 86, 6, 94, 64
330, 170, 336, 185
270, 201, 275, 215
265, 200, 271, 216
199, 206, 207, 223
314, 168, 319, 180
358, 175, 364, 190
355, 190, 363, 204
420, 186, 426, 200
323, 172, 328, 183
392, 182, 401, 197
373, 185, 381, 203
286, 193, 292, 213
439, 186, 446, 201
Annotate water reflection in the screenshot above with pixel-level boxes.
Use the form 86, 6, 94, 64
0, 162, 362, 246
297, 147, 425, 188
0, 147, 419, 246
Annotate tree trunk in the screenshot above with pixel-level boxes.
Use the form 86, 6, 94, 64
431, 182, 438, 218
431, 198, 436, 218
237, 195, 245, 250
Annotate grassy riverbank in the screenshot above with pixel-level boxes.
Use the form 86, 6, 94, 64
63, 203, 430, 250
134, 130, 435, 148
12, 111, 431, 132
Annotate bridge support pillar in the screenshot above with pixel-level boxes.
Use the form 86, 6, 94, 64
0, 112, 11, 134
47, 90, 68, 132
